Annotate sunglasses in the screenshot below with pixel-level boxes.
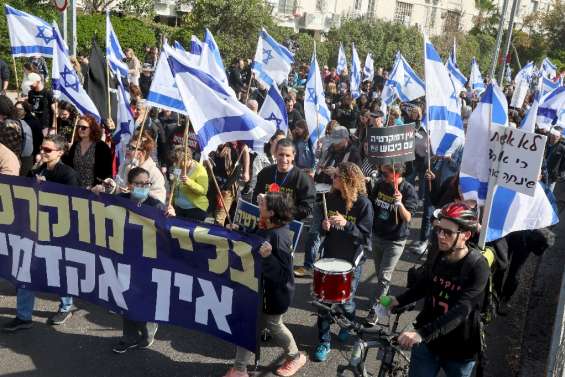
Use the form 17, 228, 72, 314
126, 145, 137, 151
40, 146, 59, 154
433, 225, 460, 238
78, 125, 90, 131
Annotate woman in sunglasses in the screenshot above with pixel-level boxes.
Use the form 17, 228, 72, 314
63, 115, 112, 188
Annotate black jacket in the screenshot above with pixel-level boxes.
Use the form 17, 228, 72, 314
64, 140, 113, 183
257, 225, 295, 315
252, 164, 315, 221
397, 246, 490, 360
546, 141, 565, 183
321, 192, 373, 265
118, 193, 165, 210
30, 161, 79, 186
370, 179, 418, 240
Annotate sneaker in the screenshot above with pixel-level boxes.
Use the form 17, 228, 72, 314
312, 342, 331, 362
222, 367, 249, 377
293, 266, 312, 278
337, 328, 350, 343
112, 340, 139, 354
364, 310, 379, 327
410, 240, 428, 256
138, 324, 159, 349
2, 317, 33, 332
276, 353, 307, 376
48, 310, 72, 325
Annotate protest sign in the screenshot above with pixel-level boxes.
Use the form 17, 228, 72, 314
0, 175, 263, 352
488, 125, 547, 196
233, 199, 303, 250
367, 124, 416, 164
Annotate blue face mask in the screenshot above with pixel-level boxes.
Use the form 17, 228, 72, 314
131, 186, 150, 202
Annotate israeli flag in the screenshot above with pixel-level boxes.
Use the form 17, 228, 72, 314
305, 49, 332, 145
469, 57, 485, 93
51, 23, 100, 123
113, 81, 136, 167
514, 61, 534, 84
424, 37, 464, 157
460, 84, 508, 204
486, 184, 559, 242
540, 76, 561, 96
363, 53, 374, 82
146, 45, 188, 114
174, 40, 186, 52
446, 40, 467, 95
542, 57, 557, 79
191, 35, 204, 55
536, 86, 565, 130
520, 90, 542, 133
382, 52, 425, 105
106, 12, 128, 78
166, 45, 275, 159
259, 85, 288, 135
252, 28, 294, 87
350, 43, 362, 99
5, 5, 53, 57
336, 43, 347, 75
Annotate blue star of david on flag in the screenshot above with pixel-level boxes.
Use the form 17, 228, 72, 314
36, 25, 54, 45
404, 73, 412, 85
266, 112, 283, 129
306, 88, 317, 103
262, 48, 273, 65
61, 66, 79, 92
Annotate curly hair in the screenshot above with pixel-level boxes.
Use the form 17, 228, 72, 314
334, 161, 367, 211
76, 114, 102, 142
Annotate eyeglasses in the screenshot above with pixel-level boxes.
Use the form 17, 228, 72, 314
78, 125, 90, 131
40, 146, 59, 154
433, 225, 460, 238
131, 181, 150, 187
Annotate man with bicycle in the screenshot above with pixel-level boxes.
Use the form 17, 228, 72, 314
389, 202, 490, 377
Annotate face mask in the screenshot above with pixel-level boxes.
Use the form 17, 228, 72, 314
131, 187, 150, 202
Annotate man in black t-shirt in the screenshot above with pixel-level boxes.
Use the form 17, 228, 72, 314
390, 202, 489, 377
366, 163, 417, 325
26, 72, 54, 133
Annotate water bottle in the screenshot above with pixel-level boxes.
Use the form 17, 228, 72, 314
375, 295, 392, 323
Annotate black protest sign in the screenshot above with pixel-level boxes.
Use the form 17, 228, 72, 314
367, 124, 416, 164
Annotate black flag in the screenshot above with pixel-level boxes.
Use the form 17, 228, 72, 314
85, 37, 117, 122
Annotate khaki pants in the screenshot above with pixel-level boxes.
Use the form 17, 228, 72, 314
214, 190, 235, 226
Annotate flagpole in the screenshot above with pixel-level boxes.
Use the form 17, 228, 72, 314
69, 117, 79, 145
106, 57, 112, 121
245, 73, 254, 102
11, 56, 19, 93
423, 35, 433, 193
205, 159, 233, 226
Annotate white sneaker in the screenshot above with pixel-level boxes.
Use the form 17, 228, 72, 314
410, 240, 428, 256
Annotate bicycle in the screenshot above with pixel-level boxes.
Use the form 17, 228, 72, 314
311, 301, 415, 377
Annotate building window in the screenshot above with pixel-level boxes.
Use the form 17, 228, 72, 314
368, 0, 377, 14
354, 0, 363, 11
443, 10, 461, 32
394, 1, 413, 25
532, 1, 539, 12
278, 0, 295, 14
316, 0, 325, 11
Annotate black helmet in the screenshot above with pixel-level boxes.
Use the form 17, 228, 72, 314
438, 202, 479, 233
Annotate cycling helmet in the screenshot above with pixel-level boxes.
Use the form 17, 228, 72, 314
437, 202, 479, 233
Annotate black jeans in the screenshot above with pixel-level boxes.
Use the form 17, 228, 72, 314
175, 206, 207, 222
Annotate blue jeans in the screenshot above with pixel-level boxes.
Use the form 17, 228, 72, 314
304, 203, 322, 269
317, 264, 362, 343
409, 343, 475, 377
16, 288, 73, 321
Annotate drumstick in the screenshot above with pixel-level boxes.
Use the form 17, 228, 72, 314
393, 164, 399, 225
322, 192, 328, 220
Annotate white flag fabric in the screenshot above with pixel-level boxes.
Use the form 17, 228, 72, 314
166, 45, 275, 159
542, 57, 557, 79
381, 52, 425, 105
202, 29, 229, 89
106, 12, 128, 77
146, 47, 188, 114
469, 57, 485, 93
446, 40, 467, 95
305, 49, 332, 145
514, 61, 534, 84
520, 90, 542, 133
363, 53, 374, 82
336, 43, 347, 75
460, 84, 508, 204
424, 37, 464, 157
350, 43, 362, 99
252, 29, 294, 87
540, 76, 561, 96
259, 85, 288, 135
113, 81, 136, 167
51, 23, 100, 123
5, 5, 53, 57
536, 86, 565, 130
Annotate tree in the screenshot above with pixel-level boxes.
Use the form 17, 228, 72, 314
80, 0, 116, 14
116, 0, 155, 18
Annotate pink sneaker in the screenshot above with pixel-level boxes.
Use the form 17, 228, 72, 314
276, 353, 307, 376
222, 367, 249, 377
